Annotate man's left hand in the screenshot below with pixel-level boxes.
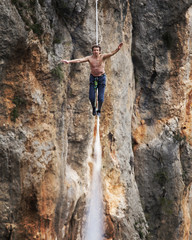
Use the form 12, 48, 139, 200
118, 42, 123, 50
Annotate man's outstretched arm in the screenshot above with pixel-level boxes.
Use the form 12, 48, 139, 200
103, 43, 123, 60
61, 56, 89, 64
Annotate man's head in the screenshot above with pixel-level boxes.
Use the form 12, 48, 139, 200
92, 45, 101, 53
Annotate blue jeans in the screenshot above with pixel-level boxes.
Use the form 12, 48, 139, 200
89, 74, 106, 110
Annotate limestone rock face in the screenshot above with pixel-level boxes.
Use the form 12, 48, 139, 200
131, 0, 192, 239
0, 0, 27, 60
0, 0, 192, 240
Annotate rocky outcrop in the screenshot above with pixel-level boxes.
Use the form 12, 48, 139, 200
131, 0, 192, 239
1, 0, 192, 239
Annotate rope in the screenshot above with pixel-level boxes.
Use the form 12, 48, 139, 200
96, 0, 99, 45
95, 0, 99, 108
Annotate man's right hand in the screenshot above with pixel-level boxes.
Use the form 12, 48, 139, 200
61, 60, 69, 64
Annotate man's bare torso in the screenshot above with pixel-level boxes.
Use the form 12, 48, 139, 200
88, 55, 105, 77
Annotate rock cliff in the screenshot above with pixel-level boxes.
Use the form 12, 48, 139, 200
0, 0, 192, 239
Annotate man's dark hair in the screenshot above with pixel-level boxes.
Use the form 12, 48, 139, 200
92, 45, 101, 52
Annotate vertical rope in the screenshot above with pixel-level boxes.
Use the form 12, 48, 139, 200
96, 0, 98, 45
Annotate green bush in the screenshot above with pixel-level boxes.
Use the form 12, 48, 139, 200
10, 108, 19, 122
134, 219, 145, 239
154, 169, 168, 187
53, 37, 62, 45
160, 197, 173, 215
30, 23, 43, 36
10, 96, 26, 122
12, 96, 26, 107
51, 64, 64, 81
173, 131, 186, 143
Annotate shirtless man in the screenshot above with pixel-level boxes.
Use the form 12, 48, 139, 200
61, 42, 123, 116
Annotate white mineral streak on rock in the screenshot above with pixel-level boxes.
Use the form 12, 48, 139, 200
84, 117, 103, 240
